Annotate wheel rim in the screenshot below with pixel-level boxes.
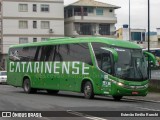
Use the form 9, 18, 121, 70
84, 85, 91, 96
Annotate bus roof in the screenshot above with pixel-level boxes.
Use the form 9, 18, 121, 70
10, 37, 141, 49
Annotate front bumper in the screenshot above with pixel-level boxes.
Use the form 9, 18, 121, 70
0, 78, 7, 83
111, 83, 148, 96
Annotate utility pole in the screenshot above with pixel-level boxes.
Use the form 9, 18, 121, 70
129, 0, 131, 41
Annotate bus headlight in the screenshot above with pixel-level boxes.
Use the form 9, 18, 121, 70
117, 82, 124, 86
144, 84, 148, 88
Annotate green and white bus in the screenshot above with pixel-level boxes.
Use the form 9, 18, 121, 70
7, 37, 155, 100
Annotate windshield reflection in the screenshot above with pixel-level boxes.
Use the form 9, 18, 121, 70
92, 43, 148, 81
114, 48, 148, 81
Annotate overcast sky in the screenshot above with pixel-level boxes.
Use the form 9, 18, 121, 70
64, 0, 160, 31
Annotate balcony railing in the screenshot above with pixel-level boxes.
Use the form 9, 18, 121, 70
74, 12, 88, 16
75, 30, 116, 36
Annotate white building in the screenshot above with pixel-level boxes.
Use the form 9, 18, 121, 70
0, 0, 64, 69
64, 0, 120, 37
116, 25, 146, 42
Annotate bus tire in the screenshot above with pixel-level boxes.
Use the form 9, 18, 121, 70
23, 78, 36, 94
112, 96, 123, 101
47, 90, 59, 94
83, 81, 94, 99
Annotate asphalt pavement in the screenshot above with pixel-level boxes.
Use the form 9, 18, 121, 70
124, 92, 160, 103
0, 85, 160, 120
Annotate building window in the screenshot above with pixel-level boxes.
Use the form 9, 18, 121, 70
41, 21, 50, 29
19, 4, 28, 12
109, 9, 113, 12
41, 4, 49, 12
33, 21, 37, 28
79, 23, 93, 35
19, 21, 28, 29
88, 7, 94, 13
33, 4, 37, 12
96, 8, 103, 15
19, 38, 28, 44
33, 38, 37, 42
131, 32, 142, 41
99, 24, 110, 35
41, 38, 48, 41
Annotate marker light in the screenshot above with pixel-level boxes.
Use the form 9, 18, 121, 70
117, 82, 124, 86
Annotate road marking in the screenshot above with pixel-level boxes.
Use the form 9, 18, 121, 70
85, 117, 107, 120
67, 110, 108, 120
136, 107, 160, 111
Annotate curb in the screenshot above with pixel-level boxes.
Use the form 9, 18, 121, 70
123, 97, 160, 103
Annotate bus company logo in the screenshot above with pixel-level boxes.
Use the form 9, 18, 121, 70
9, 61, 90, 75
2, 112, 11, 117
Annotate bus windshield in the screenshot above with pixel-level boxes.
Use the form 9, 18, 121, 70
92, 43, 148, 81
114, 48, 148, 81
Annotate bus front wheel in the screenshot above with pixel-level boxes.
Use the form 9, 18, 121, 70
112, 96, 123, 101
23, 79, 36, 94
83, 81, 94, 99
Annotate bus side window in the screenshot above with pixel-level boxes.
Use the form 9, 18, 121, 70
44, 45, 55, 61
52, 43, 92, 65
27, 47, 37, 61
34, 46, 41, 61
94, 49, 112, 74
54, 45, 64, 61
9, 48, 21, 61
40, 46, 47, 61
35, 45, 56, 61
101, 53, 112, 74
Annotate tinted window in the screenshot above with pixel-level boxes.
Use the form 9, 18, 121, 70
54, 43, 92, 65
34, 45, 55, 61
92, 48, 112, 73
9, 47, 37, 61
92, 43, 112, 73
9, 43, 92, 65
92, 43, 109, 50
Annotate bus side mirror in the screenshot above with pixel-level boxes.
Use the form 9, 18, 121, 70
101, 47, 118, 63
143, 51, 156, 66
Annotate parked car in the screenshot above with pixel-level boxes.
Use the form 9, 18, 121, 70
0, 71, 7, 84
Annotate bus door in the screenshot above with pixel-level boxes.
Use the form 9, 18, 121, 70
94, 47, 116, 93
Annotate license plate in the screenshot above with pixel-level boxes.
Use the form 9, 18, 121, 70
132, 92, 139, 95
